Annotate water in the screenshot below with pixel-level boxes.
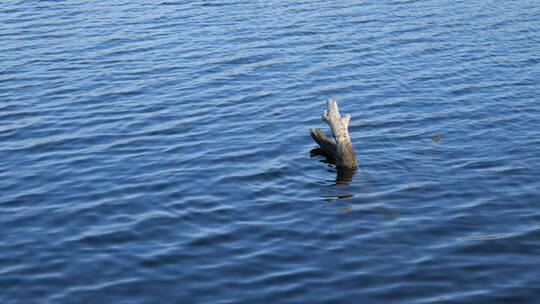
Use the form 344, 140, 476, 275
1, 0, 539, 303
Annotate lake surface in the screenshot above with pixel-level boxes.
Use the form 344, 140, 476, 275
1, 0, 539, 303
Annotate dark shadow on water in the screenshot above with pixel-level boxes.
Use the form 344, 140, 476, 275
310, 147, 335, 164
310, 148, 356, 185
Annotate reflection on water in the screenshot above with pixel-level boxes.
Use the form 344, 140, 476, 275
323, 193, 354, 200
461, 233, 510, 241
337, 205, 352, 213
310, 147, 356, 185
431, 296, 449, 302
310, 147, 335, 164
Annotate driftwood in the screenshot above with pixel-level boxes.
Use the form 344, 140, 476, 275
310, 99, 358, 169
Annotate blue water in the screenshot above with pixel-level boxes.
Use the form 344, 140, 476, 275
1, 0, 539, 303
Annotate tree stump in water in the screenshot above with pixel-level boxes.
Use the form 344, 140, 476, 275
310, 99, 358, 169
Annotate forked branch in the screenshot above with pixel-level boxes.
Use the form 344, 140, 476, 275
310, 99, 357, 169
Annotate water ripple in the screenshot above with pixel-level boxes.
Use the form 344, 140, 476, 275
1, 0, 539, 303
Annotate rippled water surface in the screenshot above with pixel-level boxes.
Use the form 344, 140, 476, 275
1, 0, 540, 303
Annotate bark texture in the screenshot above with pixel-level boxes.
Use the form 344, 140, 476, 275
310, 99, 357, 169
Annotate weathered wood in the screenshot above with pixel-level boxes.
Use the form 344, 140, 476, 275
311, 99, 357, 169
310, 128, 337, 160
